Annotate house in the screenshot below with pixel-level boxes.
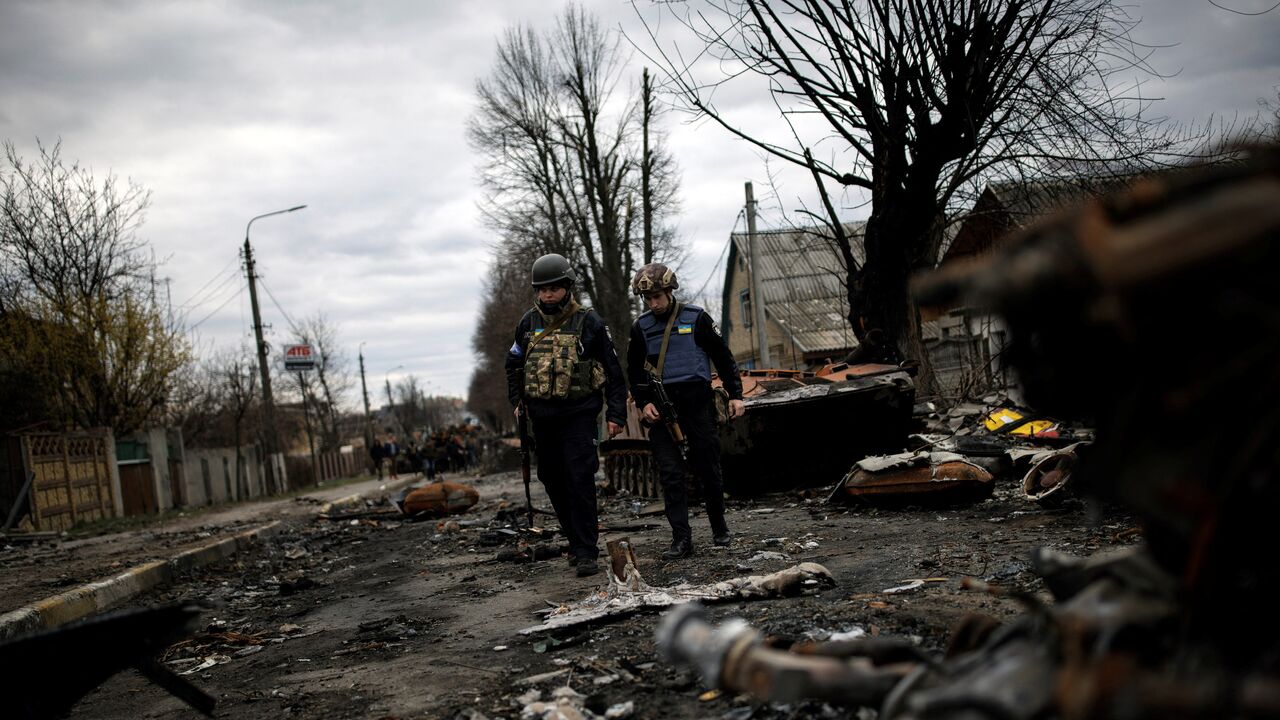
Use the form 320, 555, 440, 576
719, 222, 865, 370
928, 178, 1130, 400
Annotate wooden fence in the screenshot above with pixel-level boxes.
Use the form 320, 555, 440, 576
21, 431, 117, 531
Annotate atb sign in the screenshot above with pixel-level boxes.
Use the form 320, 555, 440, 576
283, 344, 317, 372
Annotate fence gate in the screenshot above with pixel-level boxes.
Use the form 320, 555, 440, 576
21, 431, 116, 531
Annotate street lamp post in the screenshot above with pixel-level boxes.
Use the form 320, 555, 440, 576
244, 204, 306, 493
359, 342, 374, 473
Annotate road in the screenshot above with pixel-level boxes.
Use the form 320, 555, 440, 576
66, 470, 1137, 719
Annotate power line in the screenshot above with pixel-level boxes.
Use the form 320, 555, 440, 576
179, 269, 240, 311
258, 277, 301, 336
178, 253, 240, 308
690, 208, 744, 301
188, 278, 245, 330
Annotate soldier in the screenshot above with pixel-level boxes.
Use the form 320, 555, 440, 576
626, 263, 744, 559
506, 253, 627, 577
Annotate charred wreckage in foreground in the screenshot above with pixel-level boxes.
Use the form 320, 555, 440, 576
657, 148, 1280, 718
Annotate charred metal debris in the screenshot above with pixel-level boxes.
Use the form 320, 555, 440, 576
655, 148, 1280, 718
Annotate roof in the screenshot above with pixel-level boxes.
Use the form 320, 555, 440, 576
722, 222, 865, 355
944, 177, 1132, 263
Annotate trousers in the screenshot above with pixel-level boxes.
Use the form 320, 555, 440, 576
648, 392, 728, 542
532, 410, 600, 560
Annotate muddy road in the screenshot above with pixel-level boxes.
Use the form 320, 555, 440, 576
71, 470, 1137, 719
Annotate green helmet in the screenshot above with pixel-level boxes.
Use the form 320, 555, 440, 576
531, 253, 576, 288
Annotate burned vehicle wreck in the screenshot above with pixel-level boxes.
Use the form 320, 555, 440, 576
658, 147, 1280, 718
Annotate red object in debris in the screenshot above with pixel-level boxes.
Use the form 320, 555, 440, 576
400, 482, 479, 517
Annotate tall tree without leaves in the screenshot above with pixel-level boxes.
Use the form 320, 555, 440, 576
469, 3, 682, 361
641, 0, 1208, 374
468, 249, 537, 432
0, 139, 190, 433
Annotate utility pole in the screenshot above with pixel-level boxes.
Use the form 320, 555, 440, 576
359, 347, 372, 425
243, 239, 280, 493
359, 345, 374, 471
745, 182, 771, 368
243, 205, 306, 494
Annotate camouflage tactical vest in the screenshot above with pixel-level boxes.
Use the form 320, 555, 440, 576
523, 308, 606, 401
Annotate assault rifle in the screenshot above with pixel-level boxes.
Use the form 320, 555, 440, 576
646, 370, 690, 465
517, 402, 535, 528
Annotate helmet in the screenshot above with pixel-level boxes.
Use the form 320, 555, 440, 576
531, 253, 576, 288
632, 263, 678, 296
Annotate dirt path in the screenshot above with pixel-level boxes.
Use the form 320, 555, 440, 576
57, 469, 1138, 719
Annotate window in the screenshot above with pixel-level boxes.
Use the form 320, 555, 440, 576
739, 289, 752, 328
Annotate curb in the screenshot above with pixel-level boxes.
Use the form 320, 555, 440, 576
0, 521, 283, 641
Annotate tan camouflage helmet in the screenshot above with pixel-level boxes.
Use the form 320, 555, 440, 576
632, 263, 678, 296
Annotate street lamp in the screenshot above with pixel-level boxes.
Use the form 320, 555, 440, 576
243, 204, 306, 494
384, 365, 405, 408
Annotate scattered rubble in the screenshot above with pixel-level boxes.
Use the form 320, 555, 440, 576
521, 539, 834, 634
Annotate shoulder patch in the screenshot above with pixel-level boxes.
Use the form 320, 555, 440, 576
509, 341, 523, 356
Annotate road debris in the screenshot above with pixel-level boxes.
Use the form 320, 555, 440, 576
521, 539, 833, 634
830, 451, 993, 507
396, 481, 480, 517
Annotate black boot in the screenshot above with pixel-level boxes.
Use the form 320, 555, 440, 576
662, 537, 693, 560
576, 557, 599, 577
712, 530, 732, 547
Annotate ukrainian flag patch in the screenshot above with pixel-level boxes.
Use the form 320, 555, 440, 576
677, 324, 693, 334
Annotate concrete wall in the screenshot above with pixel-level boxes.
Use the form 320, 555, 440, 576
184, 445, 267, 506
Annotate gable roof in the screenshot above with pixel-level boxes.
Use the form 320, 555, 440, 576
721, 222, 865, 355
944, 177, 1132, 263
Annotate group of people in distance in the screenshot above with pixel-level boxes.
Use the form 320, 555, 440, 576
370, 426, 479, 481
506, 254, 745, 578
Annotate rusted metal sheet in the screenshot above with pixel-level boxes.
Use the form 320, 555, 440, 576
833, 452, 993, 506
718, 366, 915, 496
398, 481, 478, 517
603, 363, 914, 497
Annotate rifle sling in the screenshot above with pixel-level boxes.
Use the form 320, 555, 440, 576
647, 302, 682, 379
525, 301, 581, 357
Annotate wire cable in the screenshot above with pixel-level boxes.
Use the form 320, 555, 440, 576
258, 277, 301, 336
188, 279, 245, 330
178, 253, 241, 308
690, 208, 744, 301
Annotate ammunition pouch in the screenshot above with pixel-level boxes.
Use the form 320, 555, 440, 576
523, 309, 605, 401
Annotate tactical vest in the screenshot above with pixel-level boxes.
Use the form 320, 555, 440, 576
522, 307, 606, 401
638, 303, 712, 384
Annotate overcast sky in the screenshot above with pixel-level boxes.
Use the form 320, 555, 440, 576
1, 0, 1275, 403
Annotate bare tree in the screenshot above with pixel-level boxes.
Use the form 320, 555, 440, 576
470, 4, 684, 358
294, 313, 352, 451
218, 349, 258, 497
638, 0, 1217, 377
468, 255, 533, 432
0, 139, 190, 432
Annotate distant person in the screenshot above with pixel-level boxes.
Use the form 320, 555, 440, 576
383, 437, 399, 480
626, 263, 744, 560
370, 439, 385, 480
506, 253, 626, 578
421, 439, 439, 481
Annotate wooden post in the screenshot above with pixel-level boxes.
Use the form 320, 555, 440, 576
62, 436, 77, 526
606, 538, 638, 583
21, 436, 41, 531
92, 434, 107, 520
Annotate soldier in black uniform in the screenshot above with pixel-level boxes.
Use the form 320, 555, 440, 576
626, 263, 744, 559
506, 253, 627, 577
